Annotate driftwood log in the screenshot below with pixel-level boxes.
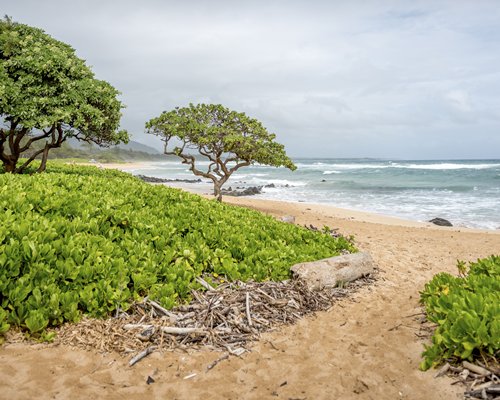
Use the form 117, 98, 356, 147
290, 252, 376, 291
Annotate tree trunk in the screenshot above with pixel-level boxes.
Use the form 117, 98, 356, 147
37, 144, 50, 173
2, 157, 17, 173
213, 181, 223, 202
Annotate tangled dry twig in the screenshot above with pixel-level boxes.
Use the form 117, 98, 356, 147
54, 275, 374, 360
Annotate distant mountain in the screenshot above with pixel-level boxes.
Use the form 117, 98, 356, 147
24, 138, 167, 163
116, 140, 162, 154
67, 138, 162, 155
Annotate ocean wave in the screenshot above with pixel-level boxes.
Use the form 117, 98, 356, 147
256, 188, 500, 230
252, 178, 308, 187
295, 161, 500, 171
392, 163, 500, 170
296, 163, 390, 171
322, 170, 341, 175
232, 173, 270, 179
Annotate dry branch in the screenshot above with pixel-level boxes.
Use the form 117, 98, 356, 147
129, 345, 157, 366
245, 292, 253, 327
54, 275, 374, 356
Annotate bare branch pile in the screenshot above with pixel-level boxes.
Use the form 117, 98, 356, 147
434, 361, 500, 399
55, 276, 374, 358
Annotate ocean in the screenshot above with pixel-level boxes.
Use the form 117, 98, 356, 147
127, 158, 500, 230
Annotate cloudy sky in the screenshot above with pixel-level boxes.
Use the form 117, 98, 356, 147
4, 1, 500, 159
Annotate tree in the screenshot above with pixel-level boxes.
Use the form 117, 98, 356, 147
146, 103, 296, 201
0, 17, 128, 173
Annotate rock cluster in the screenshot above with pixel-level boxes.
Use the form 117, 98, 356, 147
136, 174, 202, 183
222, 186, 263, 196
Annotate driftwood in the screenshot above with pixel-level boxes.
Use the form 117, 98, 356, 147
245, 292, 253, 327
465, 384, 500, 398
291, 252, 376, 290
123, 323, 153, 330
146, 299, 176, 318
195, 277, 214, 291
206, 354, 230, 371
434, 362, 451, 378
129, 345, 157, 366
55, 275, 374, 355
433, 359, 500, 400
161, 326, 207, 335
463, 361, 492, 377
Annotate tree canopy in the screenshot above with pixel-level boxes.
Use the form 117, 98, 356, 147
0, 17, 128, 173
146, 103, 296, 201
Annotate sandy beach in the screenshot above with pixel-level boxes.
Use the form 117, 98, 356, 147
4, 2, 500, 397
1, 184, 499, 399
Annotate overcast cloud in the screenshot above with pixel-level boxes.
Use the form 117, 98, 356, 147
3, 0, 500, 159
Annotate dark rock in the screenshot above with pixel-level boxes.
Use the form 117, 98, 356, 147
136, 174, 202, 184
429, 217, 453, 227
222, 186, 262, 197
321, 179, 327, 182
264, 183, 276, 188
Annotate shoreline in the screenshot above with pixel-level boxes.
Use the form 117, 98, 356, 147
91, 161, 500, 234
222, 196, 500, 235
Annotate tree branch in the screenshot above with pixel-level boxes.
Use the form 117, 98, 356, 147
18, 126, 53, 153
199, 146, 217, 163
8, 125, 15, 154
229, 161, 251, 175
15, 147, 46, 173
13, 121, 28, 148
163, 137, 216, 182
16, 125, 66, 173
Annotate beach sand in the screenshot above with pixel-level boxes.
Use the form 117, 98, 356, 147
1, 175, 499, 399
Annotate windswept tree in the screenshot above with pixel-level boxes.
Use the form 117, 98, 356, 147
0, 17, 128, 173
146, 103, 296, 201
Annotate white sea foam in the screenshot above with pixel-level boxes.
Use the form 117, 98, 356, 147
255, 182, 500, 230
322, 170, 341, 175
252, 178, 308, 187
232, 173, 269, 179
296, 163, 389, 170
295, 161, 500, 172
393, 163, 500, 170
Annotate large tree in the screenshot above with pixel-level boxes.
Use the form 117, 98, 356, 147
146, 103, 296, 201
0, 17, 128, 173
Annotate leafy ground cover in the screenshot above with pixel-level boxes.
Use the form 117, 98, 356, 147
0, 163, 355, 340
420, 255, 500, 370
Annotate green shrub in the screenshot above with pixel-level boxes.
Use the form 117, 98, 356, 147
420, 255, 500, 370
0, 163, 355, 338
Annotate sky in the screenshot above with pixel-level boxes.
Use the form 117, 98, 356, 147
3, 0, 500, 159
